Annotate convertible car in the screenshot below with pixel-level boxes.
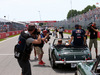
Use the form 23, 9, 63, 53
75, 55, 100, 75
48, 38, 92, 68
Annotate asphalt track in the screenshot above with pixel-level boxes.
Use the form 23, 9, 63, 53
0, 33, 99, 75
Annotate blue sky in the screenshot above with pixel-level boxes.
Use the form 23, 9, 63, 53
0, 0, 99, 21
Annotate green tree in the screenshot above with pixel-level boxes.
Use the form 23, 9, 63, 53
67, 5, 96, 19
39, 23, 43, 26
67, 9, 78, 19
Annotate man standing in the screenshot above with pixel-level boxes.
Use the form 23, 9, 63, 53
15, 24, 41, 75
59, 27, 64, 38
54, 27, 58, 38
87, 22, 98, 58
69, 24, 86, 46
33, 30, 49, 65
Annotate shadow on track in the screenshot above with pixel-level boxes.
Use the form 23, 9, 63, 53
33, 64, 51, 68
52, 65, 77, 74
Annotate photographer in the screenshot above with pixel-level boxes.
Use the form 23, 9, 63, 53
41, 30, 50, 42
16, 24, 41, 75
87, 22, 98, 58
33, 30, 49, 65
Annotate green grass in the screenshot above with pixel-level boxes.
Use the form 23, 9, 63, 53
64, 32, 71, 35
97, 38, 100, 41
8, 34, 20, 38
0, 39, 6, 41
0, 34, 20, 42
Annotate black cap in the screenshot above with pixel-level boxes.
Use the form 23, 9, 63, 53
28, 24, 35, 31
75, 24, 79, 29
75, 24, 79, 27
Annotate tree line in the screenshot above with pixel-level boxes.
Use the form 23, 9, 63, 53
67, 5, 96, 19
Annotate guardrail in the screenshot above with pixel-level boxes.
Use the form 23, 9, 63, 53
64, 30, 100, 38
0, 30, 22, 39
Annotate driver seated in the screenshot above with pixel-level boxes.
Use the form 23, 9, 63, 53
57, 39, 62, 45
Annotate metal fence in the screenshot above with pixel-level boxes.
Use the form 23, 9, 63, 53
54, 19, 100, 30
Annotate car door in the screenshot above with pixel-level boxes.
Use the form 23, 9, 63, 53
91, 55, 100, 75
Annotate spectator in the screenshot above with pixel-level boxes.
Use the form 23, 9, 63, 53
33, 30, 49, 65
87, 22, 98, 58
54, 27, 58, 38
52, 30, 55, 37
59, 27, 64, 38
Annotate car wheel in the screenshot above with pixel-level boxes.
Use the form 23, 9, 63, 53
50, 56, 57, 69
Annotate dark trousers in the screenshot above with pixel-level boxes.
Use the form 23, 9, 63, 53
17, 59, 31, 75
59, 32, 63, 38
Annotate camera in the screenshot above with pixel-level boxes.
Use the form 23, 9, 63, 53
32, 28, 40, 35
46, 29, 52, 35
47, 36, 50, 41
46, 29, 50, 33
87, 22, 94, 30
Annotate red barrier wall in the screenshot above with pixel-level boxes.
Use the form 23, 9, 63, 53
1, 30, 100, 39
64, 29, 100, 38
98, 32, 100, 38
0, 30, 22, 39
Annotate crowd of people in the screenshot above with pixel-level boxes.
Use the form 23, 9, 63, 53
53, 22, 98, 58
53, 26, 64, 38
0, 22, 25, 33
14, 22, 98, 75
67, 8, 100, 23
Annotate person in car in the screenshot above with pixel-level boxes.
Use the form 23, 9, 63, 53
69, 24, 86, 46
57, 39, 62, 45
65, 40, 70, 46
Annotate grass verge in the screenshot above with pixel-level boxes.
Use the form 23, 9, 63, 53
97, 38, 100, 41
64, 32, 71, 35
0, 39, 6, 41
8, 34, 20, 38
0, 34, 20, 42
